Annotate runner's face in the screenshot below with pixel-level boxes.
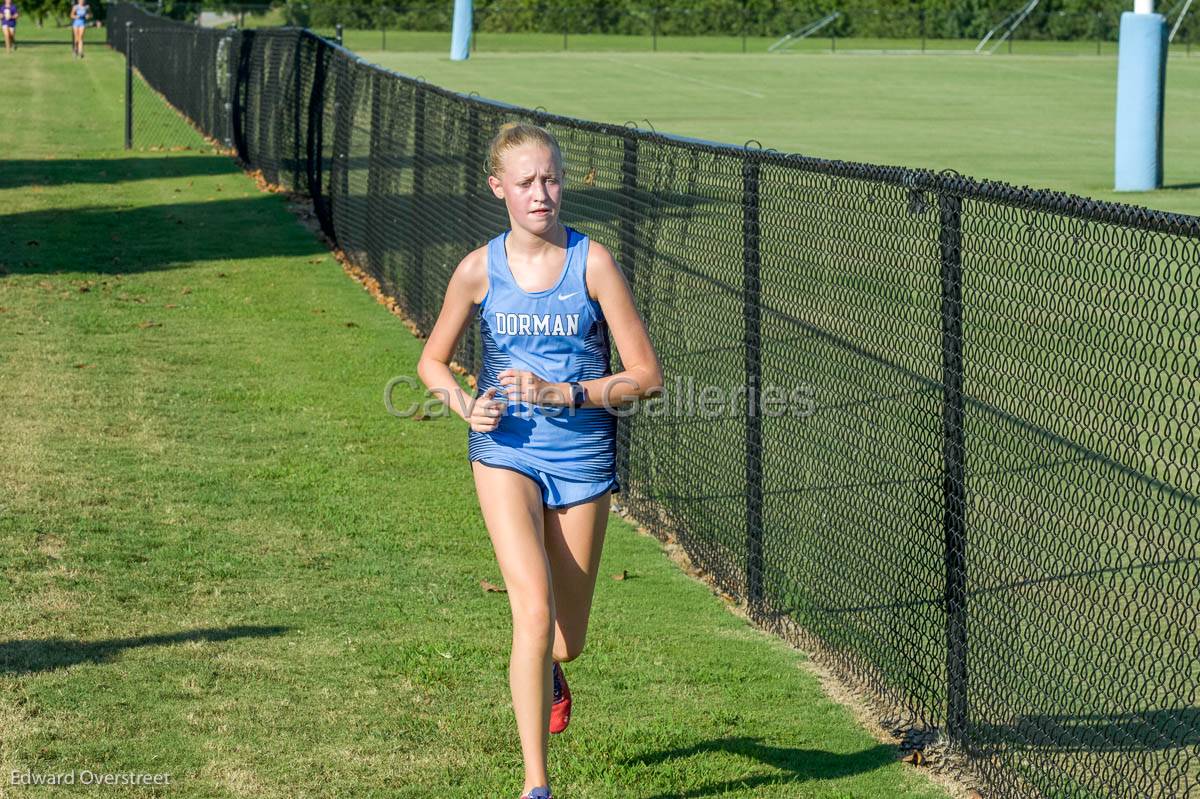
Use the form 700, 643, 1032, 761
498, 143, 562, 234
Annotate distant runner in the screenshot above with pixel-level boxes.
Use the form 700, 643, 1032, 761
70, 0, 89, 58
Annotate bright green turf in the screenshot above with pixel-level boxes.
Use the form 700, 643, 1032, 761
344, 35, 1200, 218
333, 28, 1197, 58
0, 29, 954, 799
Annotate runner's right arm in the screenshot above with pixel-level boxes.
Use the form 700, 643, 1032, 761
417, 246, 500, 429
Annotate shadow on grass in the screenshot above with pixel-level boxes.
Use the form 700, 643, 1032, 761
623, 737, 897, 797
0, 625, 290, 675
1, 182, 711, 275
1, 156, 240, 190
1, 197, 325, 275
4, 40, 77, 48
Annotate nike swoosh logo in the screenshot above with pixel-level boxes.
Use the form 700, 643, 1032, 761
557, 291, 581, 301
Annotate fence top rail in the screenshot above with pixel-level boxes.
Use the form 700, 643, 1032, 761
129, 9, 1200, 240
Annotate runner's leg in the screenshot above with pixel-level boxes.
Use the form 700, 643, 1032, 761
471, 461, 554, 795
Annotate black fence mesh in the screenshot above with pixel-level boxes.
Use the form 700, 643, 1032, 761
108, 5, 1200, 797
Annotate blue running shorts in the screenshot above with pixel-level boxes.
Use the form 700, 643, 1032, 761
472, 456, 620, 510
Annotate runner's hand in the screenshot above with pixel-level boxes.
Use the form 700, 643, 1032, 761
497, 368, 559, 405
468, 386, 505, 433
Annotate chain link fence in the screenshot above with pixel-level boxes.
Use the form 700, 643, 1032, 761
108, 5, 1200, 797
116, 12, 235, 151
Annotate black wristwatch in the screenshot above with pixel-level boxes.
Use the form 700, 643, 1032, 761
568, 381, 586, 409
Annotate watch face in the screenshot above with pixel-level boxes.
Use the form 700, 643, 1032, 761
572, 383, 585, 408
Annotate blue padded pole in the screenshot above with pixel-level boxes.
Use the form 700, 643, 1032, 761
450, 0, 473, 61
1114, 8, 1167, 191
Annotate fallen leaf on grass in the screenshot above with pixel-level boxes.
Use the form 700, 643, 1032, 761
181, 287, 192, 295
311, 308, 325, 314
73, 363, 95, 369
26, 240, 39, 247
611, 569, 628, 581
902, 750, 926, 767
307, 257, 325, 264
137, 321, 162, 329
0, 307, 8, 313
217, 272, 228, 278
480, 579, 506, 593
37, 281, 54, 291
164, 304, 177, 309
344, 321, 358, 328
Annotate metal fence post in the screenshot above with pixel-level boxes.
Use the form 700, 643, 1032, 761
291, 34, 304, 188
305, 38, 332, 238
335, 23, 343, 46
463, 104, 483, 373
223, 27, 237, 150
615, 133, 640, 489
124, 22, 133, 150
367, 74, 385, 281
939, 189, 968, 741
408, 88, 427, 325
743, 159, 764, 618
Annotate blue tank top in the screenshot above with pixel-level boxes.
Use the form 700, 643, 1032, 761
467, 226, 617, 481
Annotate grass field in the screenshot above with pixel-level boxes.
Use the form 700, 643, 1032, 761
325, 28, 1199, 59
0, 28, 960, 799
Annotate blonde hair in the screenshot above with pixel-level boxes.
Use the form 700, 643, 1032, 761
487, 122, 564, 178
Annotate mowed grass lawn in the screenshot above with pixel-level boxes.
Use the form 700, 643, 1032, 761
0, 30, 955, 799
354, 37, 1200, 218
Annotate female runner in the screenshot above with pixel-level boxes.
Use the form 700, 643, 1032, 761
2, 0, 18, 54
418, 122, 662, 799
70, 0, 89, 58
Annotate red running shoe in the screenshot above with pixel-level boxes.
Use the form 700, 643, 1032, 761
550, 661, 571, 734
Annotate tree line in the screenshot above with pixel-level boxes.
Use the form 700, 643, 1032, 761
75, 0, 1195, 42
282, 0, 1158, 40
